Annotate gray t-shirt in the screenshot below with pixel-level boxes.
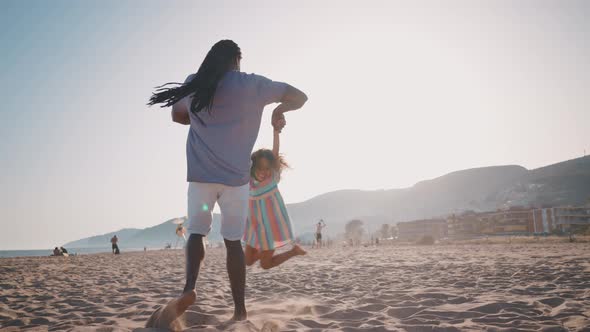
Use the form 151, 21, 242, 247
181, 71, 287, 186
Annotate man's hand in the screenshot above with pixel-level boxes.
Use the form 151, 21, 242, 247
272, 108, 286, 132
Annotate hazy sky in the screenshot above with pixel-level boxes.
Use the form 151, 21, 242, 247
1, 0, 589, 250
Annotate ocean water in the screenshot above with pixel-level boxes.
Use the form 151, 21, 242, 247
0, 247, 144, 258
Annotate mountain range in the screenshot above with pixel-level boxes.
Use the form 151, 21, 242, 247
64, 156, 590, 249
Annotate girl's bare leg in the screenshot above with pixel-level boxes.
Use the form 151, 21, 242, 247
245, 245, 259, 266
259, 245, 306, 270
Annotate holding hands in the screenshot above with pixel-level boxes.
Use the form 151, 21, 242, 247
270, 84, 308, 133
272, 108, 286, 133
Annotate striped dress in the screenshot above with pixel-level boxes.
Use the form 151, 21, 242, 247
243, 171, 294, 251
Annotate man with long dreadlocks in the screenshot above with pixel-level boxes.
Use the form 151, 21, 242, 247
146, 40, 307, 329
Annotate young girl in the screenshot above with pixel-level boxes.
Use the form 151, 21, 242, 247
243, 125, 306, 269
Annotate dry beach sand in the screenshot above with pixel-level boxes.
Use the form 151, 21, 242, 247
1, 242, 589, 331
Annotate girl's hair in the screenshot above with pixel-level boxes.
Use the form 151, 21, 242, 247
147, 40, 241, 122
250, 149, 289, 181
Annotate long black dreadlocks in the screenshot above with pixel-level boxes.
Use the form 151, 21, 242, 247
148, 40, 241, 117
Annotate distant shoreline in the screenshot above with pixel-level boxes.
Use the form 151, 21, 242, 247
4, 235, 588, 259
0, 246, 179, 259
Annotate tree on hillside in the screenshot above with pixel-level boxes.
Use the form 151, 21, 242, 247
345, 219, 365, 245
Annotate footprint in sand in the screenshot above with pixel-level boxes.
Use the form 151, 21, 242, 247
261, 321, 280, 332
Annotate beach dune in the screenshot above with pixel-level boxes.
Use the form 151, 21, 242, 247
1, 242, 589, 331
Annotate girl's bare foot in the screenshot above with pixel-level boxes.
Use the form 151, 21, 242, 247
292, 244, 307, 256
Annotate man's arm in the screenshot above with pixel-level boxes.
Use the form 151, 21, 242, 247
171, 74, 195, 125
171, 100, 190, 125
272, 85, 308, 128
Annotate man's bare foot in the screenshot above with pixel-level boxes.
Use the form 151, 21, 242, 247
176, 290, 197, 312
292, 244, 307, 256
231, 308, 248, 321
145, 290, 196, 331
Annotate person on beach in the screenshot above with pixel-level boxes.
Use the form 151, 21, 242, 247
175, 224, 187, 248
316, 219, 326, 248
146, 40, 307, 328
110, 235, 119, 254
52, 247, 62, 256
243, 126, 307, 269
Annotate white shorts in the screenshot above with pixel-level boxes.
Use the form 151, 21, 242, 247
187, 182, 249, 241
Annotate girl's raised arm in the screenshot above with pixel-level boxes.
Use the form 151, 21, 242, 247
272, 128, 280, 158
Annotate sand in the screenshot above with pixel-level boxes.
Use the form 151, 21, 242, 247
1, 242, 589, 331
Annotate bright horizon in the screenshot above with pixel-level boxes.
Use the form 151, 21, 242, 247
1, 0, 589, 250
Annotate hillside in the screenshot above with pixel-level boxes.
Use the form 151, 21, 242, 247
63, 228, 142, 248
64, 217, 223, 249
287, 157, 590, 237
64, 156, 590, 246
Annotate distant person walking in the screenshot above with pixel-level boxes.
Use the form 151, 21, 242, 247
175, 224, 187, 248
316, 220, 326, 248
110, 235, 120, 254
147, 40, 307, 327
